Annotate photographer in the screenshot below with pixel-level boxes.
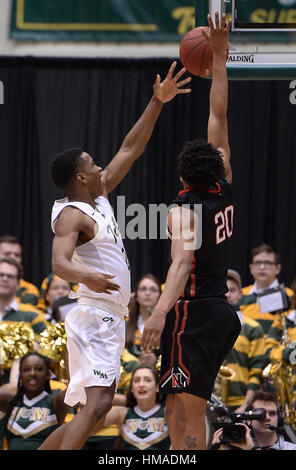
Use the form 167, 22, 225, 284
248, 391, 296, 450
211, 390, 296, 450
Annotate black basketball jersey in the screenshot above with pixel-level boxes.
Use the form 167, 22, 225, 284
170, 179, 234, 300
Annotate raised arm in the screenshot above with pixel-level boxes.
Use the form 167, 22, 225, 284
102, 62, 191, 194
202, 13, 232, 183
52, 207, 120, 294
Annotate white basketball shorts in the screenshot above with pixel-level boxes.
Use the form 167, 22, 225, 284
64, 304, 125, 407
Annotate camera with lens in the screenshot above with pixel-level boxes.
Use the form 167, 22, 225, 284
208, 395, 267, 446
221, 423, 246, 443
219, 408, 266, 443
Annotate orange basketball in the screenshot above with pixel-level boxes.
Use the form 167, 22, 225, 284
179, 27, 213, 77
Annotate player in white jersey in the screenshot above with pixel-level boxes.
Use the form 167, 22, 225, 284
38, 62, 191, 450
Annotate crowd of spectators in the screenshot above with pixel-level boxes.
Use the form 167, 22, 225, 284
0, 236, 296, 450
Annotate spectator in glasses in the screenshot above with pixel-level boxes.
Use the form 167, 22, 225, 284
240, 244, 293, 335
0, 236, 39, 308
0, 258, 47, 383
248, 391, 296, 450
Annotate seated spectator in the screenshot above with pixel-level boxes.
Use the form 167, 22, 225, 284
222, 270, 266, 412
0, 352, 70, 450
0, 257, 47, 383
211, 391, 296, 450
0, 258, 46, 335
0, 353, 74, 450
40, 275, 72, 324
0, 236, 39, 307
37, 273, 78, 313
126, 274, 162, 360
240, 244, 293, 335
248, 390, 296, 450
91, 366, 170, 451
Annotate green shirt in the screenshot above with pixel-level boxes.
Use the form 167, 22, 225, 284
225, 314, 266, 408
3, 301, 47, 336
122, 404, 170, 450
16, 279, 39, 307
6, 391, 59, 450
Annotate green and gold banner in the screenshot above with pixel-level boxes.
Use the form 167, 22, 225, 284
10, 0, 195, 42
234, 0, 296, 26
196, 0, 296, 44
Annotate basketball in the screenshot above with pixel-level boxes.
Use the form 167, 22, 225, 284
179, 27, 213, 77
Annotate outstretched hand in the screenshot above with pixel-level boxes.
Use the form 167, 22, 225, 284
153, 61, 191, 104
201, 11, 231, 58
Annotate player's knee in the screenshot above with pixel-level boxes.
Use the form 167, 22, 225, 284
102, 393, 113, 414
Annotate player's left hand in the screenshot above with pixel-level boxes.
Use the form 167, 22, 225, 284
141, 312, 166, 353
153, 61, 191, 104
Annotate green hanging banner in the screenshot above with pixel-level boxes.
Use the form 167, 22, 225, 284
10, 0, 195, 42
234, 0, 296, 27
195, 0, 296, 44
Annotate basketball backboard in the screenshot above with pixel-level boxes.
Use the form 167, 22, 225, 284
195, 0, 296, 79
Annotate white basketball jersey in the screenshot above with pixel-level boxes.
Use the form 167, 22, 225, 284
51, 196, 131, 308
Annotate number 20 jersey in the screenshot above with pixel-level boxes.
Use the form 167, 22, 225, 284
170, 179, 234, 300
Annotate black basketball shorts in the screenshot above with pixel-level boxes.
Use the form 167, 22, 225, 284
160, 297, 241, 401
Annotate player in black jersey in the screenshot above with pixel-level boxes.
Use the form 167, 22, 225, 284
141, 13, 241, 450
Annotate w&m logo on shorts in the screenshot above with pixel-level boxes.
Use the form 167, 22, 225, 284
93, 369, 108, 379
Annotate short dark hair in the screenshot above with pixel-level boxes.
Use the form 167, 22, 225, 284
51, 147, 84, 190
0, 235, 21, 247
249, 390, 279, 412
0, 257, 23, 279
177, 138, 225, 189
250, 244, 280, 265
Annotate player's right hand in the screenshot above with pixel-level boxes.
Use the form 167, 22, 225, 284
85, 273, 120, 294
201, 12, 230, 58
141, 312, 166, 353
